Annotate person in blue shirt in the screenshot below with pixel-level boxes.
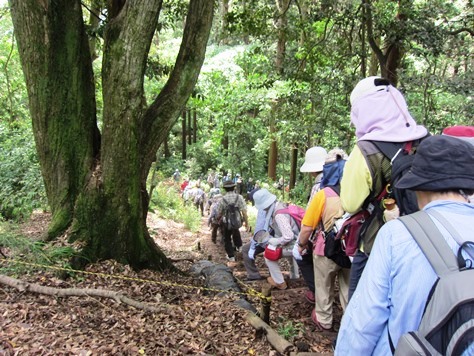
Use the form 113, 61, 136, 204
335, 135, 474, 355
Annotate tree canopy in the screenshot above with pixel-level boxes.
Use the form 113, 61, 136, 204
0, 0, 472, 269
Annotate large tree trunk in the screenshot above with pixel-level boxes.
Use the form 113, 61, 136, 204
10, 0, 214, 271
9, 0, 100, 239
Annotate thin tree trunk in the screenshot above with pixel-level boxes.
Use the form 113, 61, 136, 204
193, 109, 197, 144
182, 110, 187, 160
289, 145, 297, 190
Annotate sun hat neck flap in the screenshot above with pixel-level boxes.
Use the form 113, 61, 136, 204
253, 189, 277, 210
396, 135, 474, 191
350, 78, 427, 143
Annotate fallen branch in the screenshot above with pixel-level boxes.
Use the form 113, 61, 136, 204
0, 274, 161, 313
245, 311, 294, 354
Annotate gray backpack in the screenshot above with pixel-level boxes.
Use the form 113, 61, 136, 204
393, 211, 474, 356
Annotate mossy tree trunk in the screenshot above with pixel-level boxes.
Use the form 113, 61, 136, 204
9, 0, 214, 270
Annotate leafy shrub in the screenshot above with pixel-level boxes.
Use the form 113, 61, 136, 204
276, 317, 304, 342
0, 123, 47, 221
149, 182, 202, 232
0, 220, 78, 275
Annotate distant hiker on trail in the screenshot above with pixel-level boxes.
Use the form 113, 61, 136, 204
173, 169, 181, 182
207, 170, 215, 188
335, 135, 474, 355
194, 185, 206, 216
293, 145, 328, 304
217, 180, 248, 262
235, 174, 244, 195
340, 76, 428, 299
297, 148, 350, 332
253, 189, 300, 290
208, 193, 224, 244
247, 181, 261, 206
180, 178, 189, 193
206, 187, 221, 215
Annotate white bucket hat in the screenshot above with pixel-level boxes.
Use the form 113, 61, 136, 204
300, 146, 328, 173
253, 189, 277, 210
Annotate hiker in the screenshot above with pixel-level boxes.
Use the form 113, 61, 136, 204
208, 193, 224, 244
340, 76, 428, 299
217, 180, 248, 261
247, 182, 261, 206
234, 174, 244, 195
293, 145, 328, 304
172, 169, 181, 182
206, 187, 221, 215
253, 189, 300, 290
213, 174, 221, 189
296, 148, 350, 331
194, 185, 206, 216
207, 170, 215, 188
335, 135, 474, 354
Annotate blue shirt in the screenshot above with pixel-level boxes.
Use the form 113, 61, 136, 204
335, 200, 474, 355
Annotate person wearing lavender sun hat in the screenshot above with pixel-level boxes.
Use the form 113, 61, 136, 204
340, 76, 429, 300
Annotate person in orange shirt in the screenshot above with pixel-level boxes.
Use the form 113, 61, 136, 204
296, 149, 350, 331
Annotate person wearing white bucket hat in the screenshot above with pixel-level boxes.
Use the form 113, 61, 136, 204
291, 146, 328, 303
252, 189, 300, 290
300, 146, 328, 203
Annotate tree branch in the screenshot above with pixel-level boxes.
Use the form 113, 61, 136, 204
0, 274, 162, 313
447, 27, 474, 36
362, 0, 386, 70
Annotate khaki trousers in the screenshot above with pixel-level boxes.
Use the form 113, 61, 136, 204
313, 254, 350, 326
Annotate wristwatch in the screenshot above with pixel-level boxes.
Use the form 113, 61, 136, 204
297, 240, 306, 247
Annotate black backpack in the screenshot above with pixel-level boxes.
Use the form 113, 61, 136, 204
372, 137, 426, 215
223, 196, 242, 230
356, 136, 427, 254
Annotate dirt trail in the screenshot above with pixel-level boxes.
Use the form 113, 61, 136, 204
186, 213, 340, 353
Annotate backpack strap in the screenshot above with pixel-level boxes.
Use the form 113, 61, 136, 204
399, 211, 459, 276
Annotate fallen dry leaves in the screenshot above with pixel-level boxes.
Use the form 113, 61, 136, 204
0, 211, 339, 355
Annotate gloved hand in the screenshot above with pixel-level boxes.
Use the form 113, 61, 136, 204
292, 243, 302, 261
267, 237, 280, 246
248, 246, 256, 260
384, 205, 400, 222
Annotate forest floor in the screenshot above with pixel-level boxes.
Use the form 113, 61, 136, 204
0, 207, 341, 355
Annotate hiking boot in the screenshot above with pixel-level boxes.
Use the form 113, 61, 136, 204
234, 246, 242, 252
305, 290, 315, 303
311, 309, 332, 331
267, 276, 288, 290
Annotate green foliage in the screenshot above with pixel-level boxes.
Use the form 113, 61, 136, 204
0, 220, 79, 275
276, 317, 304, 342
149, 182, 202, 232
0, 123, 47, 221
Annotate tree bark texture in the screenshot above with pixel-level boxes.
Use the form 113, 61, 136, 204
9, 0, 100, 238
10, 0, 215, 270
